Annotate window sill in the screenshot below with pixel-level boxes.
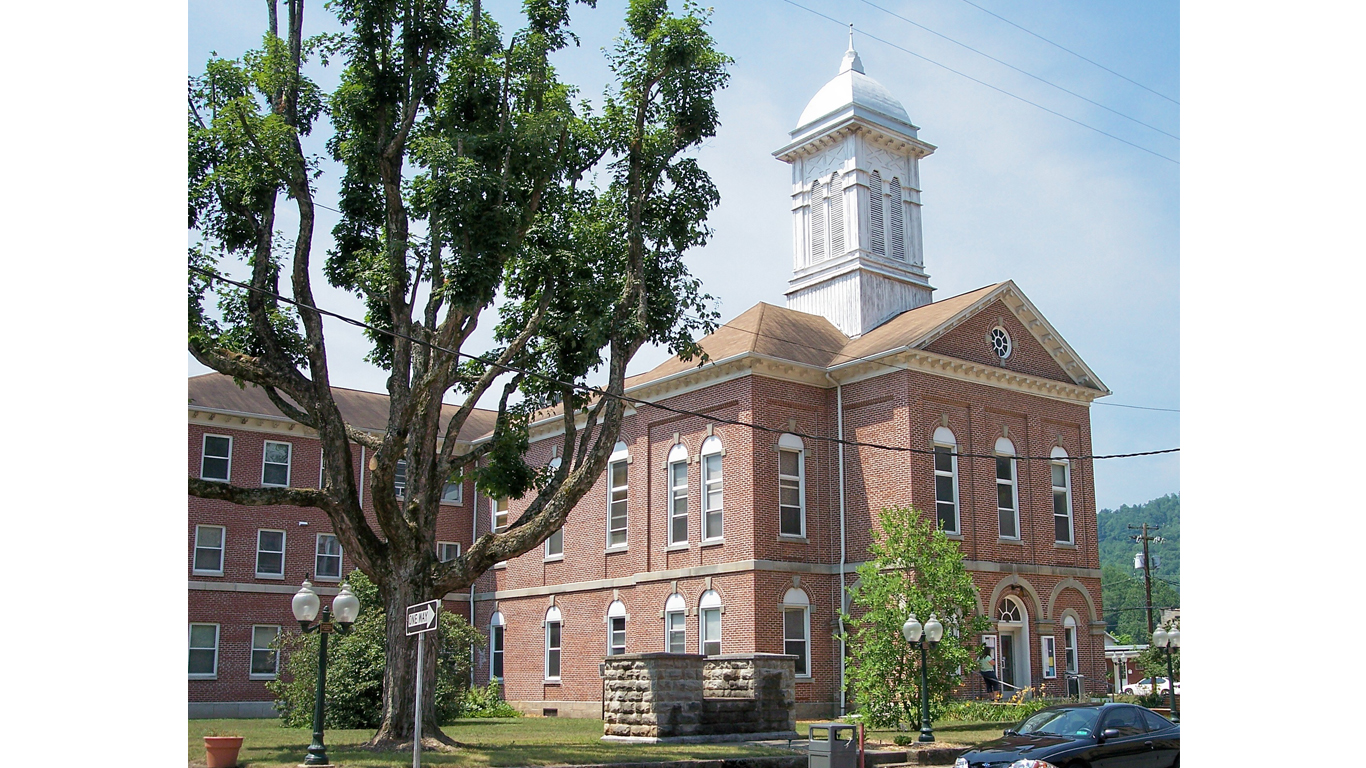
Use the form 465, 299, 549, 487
249, 674, 278, 681
189, 674, 217, 681
997, 538, 1024, 546
439, 500, 464, 507
261, 483, 290, 489
543, 554, 564, 563
777, 534, 808, 544
543, 678, 562, 685
493, 563, 507, 570
192, 570, 224, 577
943, 532, 964, 540
255, 573, 285, 580
664, 543, 690, 552
200, 477, 229, 483
795, 675, 813, 681
699, 539, 724, 548
605, 545, 629, 555
314, 575, 342, 581
1053, 542, 1077, 549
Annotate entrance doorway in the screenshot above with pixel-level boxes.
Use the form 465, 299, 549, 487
995, 596, 1032, 696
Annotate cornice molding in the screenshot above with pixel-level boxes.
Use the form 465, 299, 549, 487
835, 348, 1103, 405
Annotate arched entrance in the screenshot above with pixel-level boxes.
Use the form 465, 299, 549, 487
995, 596, 1032, 696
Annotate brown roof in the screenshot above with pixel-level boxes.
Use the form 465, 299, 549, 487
838, 283, 1002, 362
187, 373, 497, 442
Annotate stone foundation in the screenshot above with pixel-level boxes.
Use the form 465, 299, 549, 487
602, 653, 799, 742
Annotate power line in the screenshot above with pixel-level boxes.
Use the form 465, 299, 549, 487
952, 0, 1179, 106
776, 0, 1178, 165
853, 0, 1177, 140
189, 265, 1178, 463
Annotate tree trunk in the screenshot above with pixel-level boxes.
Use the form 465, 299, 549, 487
367, 565, 453, 748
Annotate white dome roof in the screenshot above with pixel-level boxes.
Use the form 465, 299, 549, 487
795, 47, 912, 131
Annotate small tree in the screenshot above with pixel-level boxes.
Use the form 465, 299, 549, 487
842, 506, 989, 729
268, 570, 483, 729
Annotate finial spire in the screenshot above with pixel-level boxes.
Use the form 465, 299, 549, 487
840, 27, 865, 75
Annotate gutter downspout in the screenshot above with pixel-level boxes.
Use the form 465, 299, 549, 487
828, 373, 847, 716
471, 481, 478, 683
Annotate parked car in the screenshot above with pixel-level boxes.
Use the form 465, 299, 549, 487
1122, 676, 1174, 695
953, 702, 1179, 768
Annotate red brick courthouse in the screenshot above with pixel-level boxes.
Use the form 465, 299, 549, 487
188, 44, 1110, 719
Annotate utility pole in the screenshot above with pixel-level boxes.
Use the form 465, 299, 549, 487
1128, 523, 1163, 636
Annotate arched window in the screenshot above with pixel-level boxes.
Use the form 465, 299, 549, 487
778, 434, 805, 537
889, 177, 905, 261
995, 437, 1019, 540
700, 436, 724, 541
1051, 447, 1074, 544
546, 457, 564, 558
1063, 615, 1078, 674
668, 444, 689, 545
996, 597, 1022, 624
664, 593, 686, 653
699, 589, 723, 656
544, 606, 563, 680
781, 588, 811, 677
607, 600, 627, 656
489, 611, 505, 680
932, 427, 959, 534
810, 179, 826, 263
869, 170, 885, 256
607, 442, 630, 549
830, 175, 845, 256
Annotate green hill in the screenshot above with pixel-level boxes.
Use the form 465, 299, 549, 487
1096, 494, 1180, 641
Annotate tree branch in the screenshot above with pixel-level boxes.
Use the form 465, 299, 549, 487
189, 477, 331, 509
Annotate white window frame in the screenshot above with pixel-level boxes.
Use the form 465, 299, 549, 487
489, 611, 505, 680
932, 427, 960, 535
607, 600, 627, 656
701, 436, 724, 542
441, 477, 463, 505
995, 437, 1020, 540
544, 606, 563, 681
492, 497, 509, 532
699, 589, 722, 656
665, 593, 686, 653
437, 541, 462, 562
315, 533, 343, 581
394, 459, 408, 500
1051, 447, 1075, 544
667, 444, 689, 546
607, 442, 630, 550
193, 524, 225, 576
778, 434, 805, 538
261, 440, 292, 487
781, 588, 811, 678
1041, 635, 1058, 679
546, 458, 564, 560
1063, 616, 1079, 674
188, 623, 220, 679
200, 434, 233, 482
255, 529, 286, 579
250, 625, 281, 679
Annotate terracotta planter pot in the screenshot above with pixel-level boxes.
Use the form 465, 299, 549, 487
203, 736, 244, 768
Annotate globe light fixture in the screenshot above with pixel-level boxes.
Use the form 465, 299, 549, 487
1152, 623, 1179, 723
904, 611, 942, 742
902, 614, 923, 644
291, 576, 362, 766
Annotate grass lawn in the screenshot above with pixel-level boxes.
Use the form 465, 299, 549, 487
189, 717, 795, 768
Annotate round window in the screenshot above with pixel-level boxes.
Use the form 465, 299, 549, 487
990, 327, 1012, 359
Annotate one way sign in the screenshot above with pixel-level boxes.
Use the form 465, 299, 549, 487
406, 600, 440, 635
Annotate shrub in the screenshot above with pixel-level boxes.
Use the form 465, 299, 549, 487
456, 681, 522, 718
893, 734, 913, 746
267, 570, 483, 729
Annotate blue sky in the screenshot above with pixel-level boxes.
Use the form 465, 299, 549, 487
189, 0, 1179, 511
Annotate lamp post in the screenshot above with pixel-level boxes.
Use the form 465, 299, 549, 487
1151, 624, 1180, 723
292, 578, 361, 766
901, 613, 944, 743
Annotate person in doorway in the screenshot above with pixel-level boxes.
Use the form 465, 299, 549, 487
978, 644, 1000, 699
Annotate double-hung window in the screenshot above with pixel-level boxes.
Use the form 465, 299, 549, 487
544, 606, 562, 680
315, 533, 342, 580
664, 593, 686, 653
394, 460, 408, 500
492, 497, 509, 532
255, 529, 285, 578
781, 588, 811, 677
607, 600, 627, 656
201, 434, 232, 482
1051, 448, 1074, 544
189, 623, 219, 679
441, 476, 463, 505
607, 443, 629, 549
701, 436, 723, 541
932, 427, 959, 534
261, 441, 292, 487
1063, 617, 1078, 674
489, 612, 505, 680
1041, 635, 1058, 679
437, 542, 461, 562
250, 625, 280, 678
778, 434, 804, 537
546, 458, 564, 558
995, 438, 1019, 539
667, 444, 689, 545
193, 525, 225, 576
699, 590, 722, 656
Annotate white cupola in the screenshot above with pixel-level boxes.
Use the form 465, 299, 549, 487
772, 34, 937, 337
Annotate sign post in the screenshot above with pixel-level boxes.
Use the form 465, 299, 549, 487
406, 599, 441, 768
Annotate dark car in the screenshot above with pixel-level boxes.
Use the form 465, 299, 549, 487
952, 702, 1179, 768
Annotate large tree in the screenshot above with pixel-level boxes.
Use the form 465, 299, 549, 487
188, 0, 729, 746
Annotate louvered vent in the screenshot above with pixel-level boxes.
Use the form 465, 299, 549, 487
810, 179, 825, 263
829, 174, 844, 257
869, 170, 884, 256
889, 177, 905, 261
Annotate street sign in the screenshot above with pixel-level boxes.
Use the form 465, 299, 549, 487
406, 600, 440, 636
